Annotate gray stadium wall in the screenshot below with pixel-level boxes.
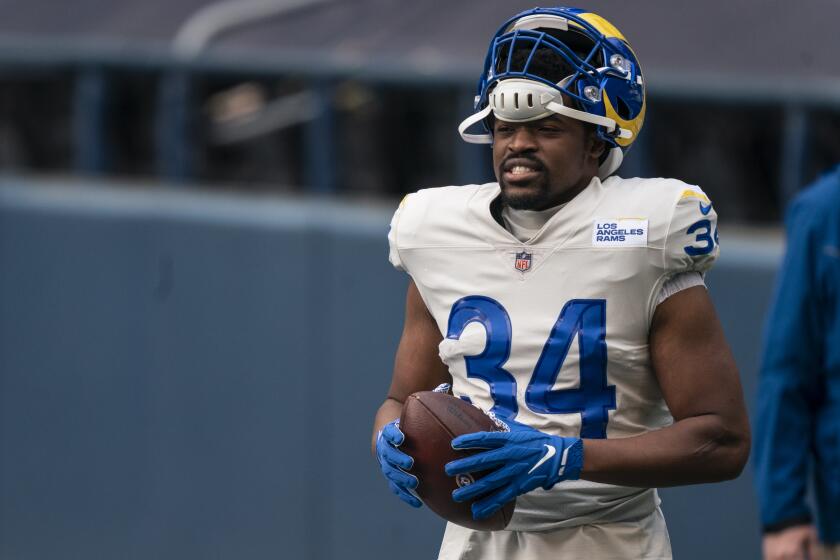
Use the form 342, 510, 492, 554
0, 178, 781, 559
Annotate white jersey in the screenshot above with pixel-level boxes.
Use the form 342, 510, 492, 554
387, 175, 719, 531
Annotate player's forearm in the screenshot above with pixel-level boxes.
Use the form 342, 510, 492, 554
371, 398, 405, 455
580, 414, 750, 487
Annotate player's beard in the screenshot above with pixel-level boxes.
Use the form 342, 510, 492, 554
498, 172, 554, 210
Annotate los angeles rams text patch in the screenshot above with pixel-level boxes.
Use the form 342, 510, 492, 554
592, 219, 648, 247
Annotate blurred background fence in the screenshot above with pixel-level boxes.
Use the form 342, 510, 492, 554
0, 0, 837, 558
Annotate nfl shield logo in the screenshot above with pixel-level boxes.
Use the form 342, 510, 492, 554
514, 251, 532, 272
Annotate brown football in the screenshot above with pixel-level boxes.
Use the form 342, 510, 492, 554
399, 391, 515, 530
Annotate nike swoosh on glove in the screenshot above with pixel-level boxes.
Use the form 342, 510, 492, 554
376, 419, 422, 508
445, 418, 583, 520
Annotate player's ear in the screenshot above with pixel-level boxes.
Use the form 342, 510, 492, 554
585, 130, 606, 164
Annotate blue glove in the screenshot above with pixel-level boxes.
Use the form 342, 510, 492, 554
445, 418, 583, 520
376, 419, 422, 508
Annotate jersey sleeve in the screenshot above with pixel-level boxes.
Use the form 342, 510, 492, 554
662, 186, 719, 274
387, 195, 410, 271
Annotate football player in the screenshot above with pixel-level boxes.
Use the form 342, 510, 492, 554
373, 7, 750, 559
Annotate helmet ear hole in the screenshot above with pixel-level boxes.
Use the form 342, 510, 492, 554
614, 96, 632, 120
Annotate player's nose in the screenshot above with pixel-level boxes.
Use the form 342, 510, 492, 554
506, 126, 538, 153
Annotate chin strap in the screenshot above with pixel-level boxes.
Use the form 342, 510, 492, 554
457, 105, 494, 144
544, 100, 632, 140
457, 102, 631, 146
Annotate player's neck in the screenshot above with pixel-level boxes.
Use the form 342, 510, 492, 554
500, 202, 567, 243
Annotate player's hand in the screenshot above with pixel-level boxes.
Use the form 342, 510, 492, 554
445, 418, 583, 520
376, 419, 422, 508
762, 525, 821, 560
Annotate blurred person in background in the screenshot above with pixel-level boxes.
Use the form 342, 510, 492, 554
373, 6, 750, 559
754, 164, 840, 560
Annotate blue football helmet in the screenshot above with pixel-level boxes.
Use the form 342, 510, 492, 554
458, 7, 646, 179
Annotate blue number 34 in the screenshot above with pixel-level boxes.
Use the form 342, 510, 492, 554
446, 296, 616, 439
684, 219, 718, 256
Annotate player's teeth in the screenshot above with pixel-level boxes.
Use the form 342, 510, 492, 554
511, 166, 534, 174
